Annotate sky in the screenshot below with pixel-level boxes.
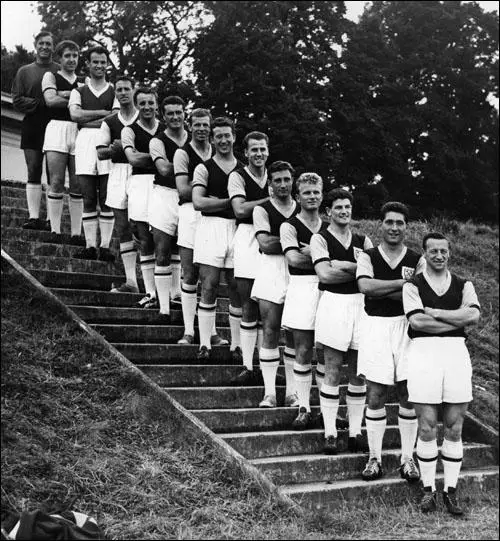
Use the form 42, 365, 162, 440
1, 1, 498, 51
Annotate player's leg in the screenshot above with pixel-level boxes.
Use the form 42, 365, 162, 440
45, 150, 68, 236
345, 348, 367, 448
291, 329, 314, 429
362, 380, 388, 479
151, 226, 174, 318
170, 246, 182, 302
414, 403, 439, 513
75, 174, 99, 259
441, 402, 469, 515
197, 263, 221, 360
258, 299, 283, 408
178, 245, 198, 343
224, 268, 242, 361
96, 174, 115, 261
23, 149, 47, 229
67, 155, 84, 242
396, 380, 419, 482
131, 219, 156, 305
110, 207, 138, 292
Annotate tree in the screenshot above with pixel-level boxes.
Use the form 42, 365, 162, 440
192, 1, 348, 180
1, 44, 35, 93
36, 1, 212, 100
336, 1, 499, 221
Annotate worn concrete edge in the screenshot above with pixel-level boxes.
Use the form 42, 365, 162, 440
1, 248, 304, 516
464, 411, 499, 461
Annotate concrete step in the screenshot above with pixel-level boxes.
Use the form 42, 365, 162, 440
1, 181, 31, 194
1, 211, 53, 231
8, 253, 122, 274
35, 270, 131, 291
252, 443, 497, 485
192, 404, 399, 433
72, 306, 230, 326
221, 425, 447, 460
1, 227, 97, 248
2, 195, 71, 213
280, 467, 499, 510
53, 289, 229, 311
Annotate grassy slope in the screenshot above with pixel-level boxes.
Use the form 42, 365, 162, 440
1, 218, 498, 540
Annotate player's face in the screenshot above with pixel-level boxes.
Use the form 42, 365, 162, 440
381, 211, 407, 245
212, 126, 234, 155
136, 93, 157, 120
297, 182, 322, 211
35, 36, 54, 60
424, 238, 450, 272
245, 138, 269, 169
60, 49, 79, 73
163, 104, 185, 130
115, 81, 134, 106
327, 198, 352, 226
270, 169, 293, 200
87, 52, 108, 78
190, 116, 211, 143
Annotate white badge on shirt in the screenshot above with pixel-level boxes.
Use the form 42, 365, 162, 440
401, 266, 415, 280
353, 247, 363, 261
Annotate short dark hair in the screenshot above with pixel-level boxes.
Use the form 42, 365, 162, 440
34, 31, 54, 45
211, 116, 235, 135
55, 40, 79, 58
243, 131, 269, 149
161, 95, 185, 111
190, 108, 212, 123
115, 75, 135, 88
324, 188, 353, 208
380, 201, 410, 223
133, 86, 157, 106
86, 46, 110, 62
268, 161, 294, 181
422, 232, 449, 250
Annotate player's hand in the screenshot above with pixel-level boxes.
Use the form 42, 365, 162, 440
300, 244, 311, 257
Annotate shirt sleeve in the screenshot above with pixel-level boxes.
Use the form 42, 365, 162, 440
191, 163, 209, 189
253, 206, 270, 236
41, 71, 56, 93
356, 251, 374, 280
280, 222, 299, 254
121, 126, 136, 151
149, 137, 167, 163
415, 256, 426, 275
310, 234, 330, 266
363, 236, 374, 250
112, 96, 119, 110
403, 282, 425, 318
68, 88, 82, 108
461, 281, 481, 310
96, 121, 111, 149
227, 171, 247, 201
174, 148, 190, 177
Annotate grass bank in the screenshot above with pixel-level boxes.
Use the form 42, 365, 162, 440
1, 217, 498, 540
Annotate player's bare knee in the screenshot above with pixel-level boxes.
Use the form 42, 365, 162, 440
366, 381, 387, 409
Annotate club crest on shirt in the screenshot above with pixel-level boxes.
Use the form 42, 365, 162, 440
353, 247, 363, 261
402, 266, 415, 280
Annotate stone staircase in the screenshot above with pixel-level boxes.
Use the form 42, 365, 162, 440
1, 179, 498, 511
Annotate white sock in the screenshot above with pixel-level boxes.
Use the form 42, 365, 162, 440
416, 438, 438, 492
47, 192, 64, 234
181, 283, 197, 336
99, 211, 115, 248
26, 183, 42, 219
171, 253, 182, 298
346, 384, 367, 437
120, 241, 138, 288
284, 347, 296, 397
315, 361, 325, 394
294, 361, 312, 411
365, 407, 387, 461
240, 321, 257, 370
82, 211, 98, 248
69, 193, 83, 236
140, 254, 156, 296
257, 320, 264, 352
154, 265, 172, 315
259, 347, 280, 397
320, 384, 339, 438
229, 305, 242, 350
441, 439, 463, 492
398, 406, 418, 462
198, 302, 216, 349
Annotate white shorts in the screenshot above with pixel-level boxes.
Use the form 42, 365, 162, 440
194, 215, 236, 268
105, 163, 132, 210
406, 337, 473, 404
177, 203, 201, 250
251, 253, 289, 305
148, 185, 179, 236
315, 292, 364, 351
234, 223, 259, 280
43, 120, 78, 155
127, 174, 154, 223
282, 274, 320, 331
357, 315, 410, 385
75, 128, 110, 175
